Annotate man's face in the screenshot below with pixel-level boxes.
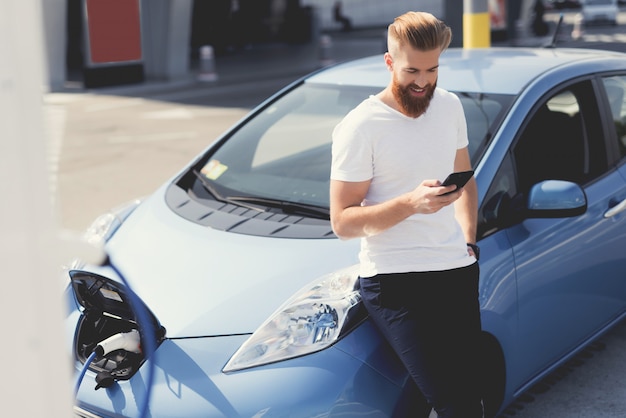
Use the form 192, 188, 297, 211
386, 47, 440, 118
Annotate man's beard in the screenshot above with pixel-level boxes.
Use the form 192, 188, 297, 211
391, 76, 436, 118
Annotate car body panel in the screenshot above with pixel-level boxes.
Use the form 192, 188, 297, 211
508, 173, 626, 390
104, 184, 360, 338
620, 163, 626, 184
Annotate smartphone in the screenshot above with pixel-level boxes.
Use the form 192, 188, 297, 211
440, 170, 474, 195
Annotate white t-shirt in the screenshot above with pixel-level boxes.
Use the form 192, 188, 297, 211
331, 88, 476, 277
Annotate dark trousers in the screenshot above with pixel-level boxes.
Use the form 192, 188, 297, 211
359, 263, 483, 418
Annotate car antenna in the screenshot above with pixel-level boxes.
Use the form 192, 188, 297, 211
546, 13, 564, 48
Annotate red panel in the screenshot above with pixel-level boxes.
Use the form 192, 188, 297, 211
85, 0, 142, 64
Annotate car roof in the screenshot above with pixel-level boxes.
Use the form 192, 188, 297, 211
306, 47, 626, 95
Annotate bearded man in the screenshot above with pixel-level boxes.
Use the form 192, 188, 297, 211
329, 11, 483, 418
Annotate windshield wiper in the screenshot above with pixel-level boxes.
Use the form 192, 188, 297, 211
192, 170, 329, 220
227, 196, 330, 220
192, 170, 264, 212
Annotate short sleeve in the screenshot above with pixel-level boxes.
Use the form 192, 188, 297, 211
330, 117, 374, 182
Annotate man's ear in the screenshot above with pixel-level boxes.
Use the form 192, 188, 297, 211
383, 52, 393, 71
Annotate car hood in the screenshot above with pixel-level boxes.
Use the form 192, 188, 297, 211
102, 189, 359, 339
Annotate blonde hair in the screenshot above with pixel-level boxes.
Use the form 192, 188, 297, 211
387, 11, 452, 54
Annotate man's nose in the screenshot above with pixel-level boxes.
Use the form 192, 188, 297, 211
414, 74, 427, 88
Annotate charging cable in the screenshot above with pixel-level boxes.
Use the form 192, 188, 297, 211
108, 258, 157, 418
74, 350, 97, 396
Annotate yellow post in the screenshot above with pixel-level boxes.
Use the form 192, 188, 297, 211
463, 0, 491, 48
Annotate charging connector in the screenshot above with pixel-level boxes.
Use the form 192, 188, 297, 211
94, 329, 141, 358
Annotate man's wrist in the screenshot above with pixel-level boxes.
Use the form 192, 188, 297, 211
467, 243, 480, 261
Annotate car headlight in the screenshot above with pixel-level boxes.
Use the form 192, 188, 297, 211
223, 265, 362, 372
83, 199, 142, 245
63, 199, 142, 271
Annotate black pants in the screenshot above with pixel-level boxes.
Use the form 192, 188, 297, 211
359, 263, 483, 418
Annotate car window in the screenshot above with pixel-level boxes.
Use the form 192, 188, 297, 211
191, 84, 373, 208
456, 93, 511, 164
601, 75, 626, 159
478, 80, 607, 239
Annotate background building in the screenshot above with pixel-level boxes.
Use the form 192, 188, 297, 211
42, 0, 531, 91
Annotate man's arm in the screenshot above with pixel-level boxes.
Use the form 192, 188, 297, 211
452, 147, 478, 247
329, 177, 463, 240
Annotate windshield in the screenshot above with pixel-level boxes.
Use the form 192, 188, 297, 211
183, 83, 512, 210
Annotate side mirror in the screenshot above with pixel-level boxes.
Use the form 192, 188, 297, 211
526, 180, 587, 218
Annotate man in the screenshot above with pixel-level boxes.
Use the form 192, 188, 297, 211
329, 11, 483, 418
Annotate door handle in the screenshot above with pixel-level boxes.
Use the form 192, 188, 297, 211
604, 199, 626, 218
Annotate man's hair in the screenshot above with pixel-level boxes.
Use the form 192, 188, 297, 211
387, 11, 452, 54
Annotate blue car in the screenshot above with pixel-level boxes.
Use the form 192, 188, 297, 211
68, 46, 626, 417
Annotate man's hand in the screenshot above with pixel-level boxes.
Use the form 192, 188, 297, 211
405, 179, 463, 214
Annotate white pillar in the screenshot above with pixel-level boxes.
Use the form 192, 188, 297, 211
0, 0, 72, 416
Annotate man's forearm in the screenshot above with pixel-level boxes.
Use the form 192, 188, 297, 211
454, 179, 478, 243
332, 193, 416, 240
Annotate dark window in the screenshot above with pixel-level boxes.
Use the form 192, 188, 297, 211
478, 80, 608, 239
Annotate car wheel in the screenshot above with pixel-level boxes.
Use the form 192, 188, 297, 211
480, 333, 506, 418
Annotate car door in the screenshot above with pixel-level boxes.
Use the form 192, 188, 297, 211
479, 77, 626, 390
